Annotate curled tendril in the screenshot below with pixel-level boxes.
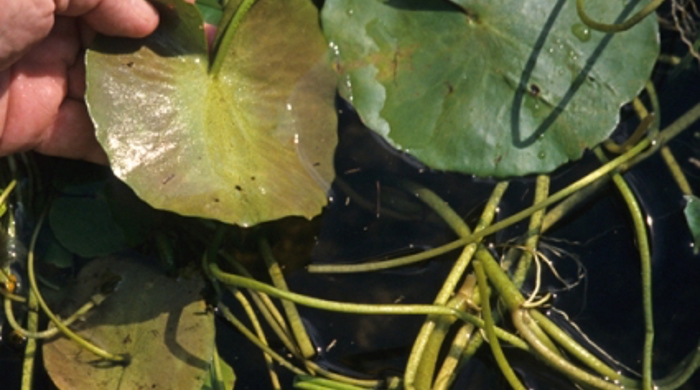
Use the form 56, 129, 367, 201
577, 0, 666, 32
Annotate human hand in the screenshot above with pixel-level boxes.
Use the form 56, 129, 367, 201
0, 0, 159, 164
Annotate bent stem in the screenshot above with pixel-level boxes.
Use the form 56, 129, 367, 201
28, 211, 128, 364
4, 289, 108, 339
576, 0, 666, 32
208, 261, 530, 351
601, 150, 655, 390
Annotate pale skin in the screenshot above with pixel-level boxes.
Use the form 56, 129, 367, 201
0, 0, 160, 164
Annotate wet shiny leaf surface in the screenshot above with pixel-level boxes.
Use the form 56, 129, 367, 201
322, 0, 658, 176
87, 0, 337, 226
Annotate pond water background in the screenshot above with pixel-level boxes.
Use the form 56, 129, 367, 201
1, 15, 700, 390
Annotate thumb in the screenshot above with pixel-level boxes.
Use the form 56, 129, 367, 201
55, 0, 159, 38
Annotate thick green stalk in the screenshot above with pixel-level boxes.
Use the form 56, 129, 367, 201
474, 260, 526, 390
530, 310, 638, 387
20, 288, 38, 390
403, 182, 507, 389
294, 375, 370, 390
513, 309, 620, 390
208, 262, 529, 350
432, 322, 475, 390
510, 175, 549, 287
259, 237, 316, 359
303, 360, 382, 389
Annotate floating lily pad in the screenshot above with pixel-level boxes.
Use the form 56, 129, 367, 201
48, 163, 160, 257
684, 195, 700, 254
322, 0, 658, 177
43, 257, 214, 390
49, 196, 128, 257
87, 0, 337, 226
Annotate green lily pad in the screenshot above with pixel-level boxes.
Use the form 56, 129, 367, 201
49, 196, 129, 257
321, 0, 658, 177
48, 169, 160, 257
43, 257, 214, 390
86, 0, 337, 226
684, 195, 700, 254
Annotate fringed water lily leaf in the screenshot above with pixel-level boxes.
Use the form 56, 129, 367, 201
87, 0, 337, 226
321, 0, 658, 177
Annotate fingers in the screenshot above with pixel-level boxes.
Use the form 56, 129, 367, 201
0, 0, 55, 70
55, 0, 159, 38
0, 17, 107, 163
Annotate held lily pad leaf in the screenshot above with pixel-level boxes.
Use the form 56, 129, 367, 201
321, 0, 658, 177
43, 257, 214, 390
86, 0, 337, 226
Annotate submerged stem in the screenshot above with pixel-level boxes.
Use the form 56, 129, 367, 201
218, 303, 307, 376
661, 146, 693, 196
233, 289, 281, 389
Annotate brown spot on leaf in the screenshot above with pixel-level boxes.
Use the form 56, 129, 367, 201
529, 84, 541, 97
